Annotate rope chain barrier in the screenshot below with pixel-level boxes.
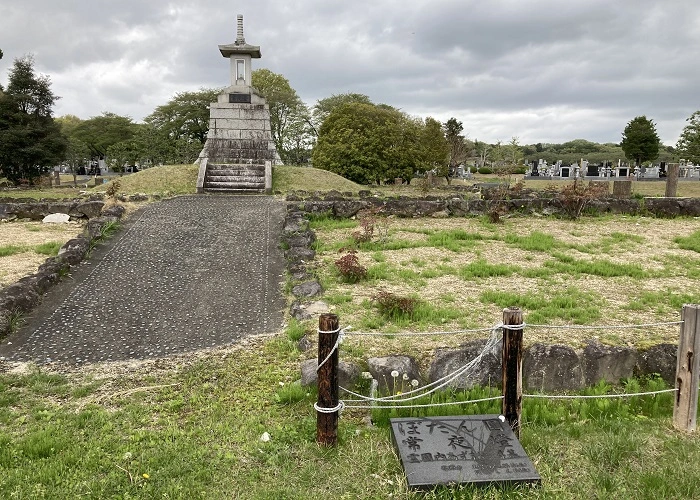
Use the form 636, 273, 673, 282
523, 388, 679, 399
316, 318, 684, 413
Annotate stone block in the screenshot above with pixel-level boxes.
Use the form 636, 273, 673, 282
581, 341, 637, 385
291, 280, 322, 298
523, 343, 585, 391
429, 338, 502, 390
300, 358, 361, 389
636, 343, 677, 385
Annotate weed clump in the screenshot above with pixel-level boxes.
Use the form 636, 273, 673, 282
334, 251, 367, 283
372, 291, 419, 319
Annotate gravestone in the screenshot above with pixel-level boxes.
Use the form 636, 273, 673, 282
390, 415, 540, 489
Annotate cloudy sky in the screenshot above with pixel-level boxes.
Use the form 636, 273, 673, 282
1, 0, 698, 145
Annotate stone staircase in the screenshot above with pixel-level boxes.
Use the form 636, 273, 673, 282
202, 161, 267, 193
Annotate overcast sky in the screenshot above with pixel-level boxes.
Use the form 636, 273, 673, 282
1, 0, 698, 145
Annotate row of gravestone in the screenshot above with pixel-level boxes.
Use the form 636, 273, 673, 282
286, 194, 700, 218
299, 337, 677, 393
0, 201, 126, 341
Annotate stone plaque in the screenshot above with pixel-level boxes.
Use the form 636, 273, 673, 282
229, 93, 251, 103
390, 415, 540, 489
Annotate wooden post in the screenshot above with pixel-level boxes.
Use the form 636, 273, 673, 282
673, 304, 700, 432
502, 307, 523, 437
666, 163, 679, 198
316, 313, 340, 446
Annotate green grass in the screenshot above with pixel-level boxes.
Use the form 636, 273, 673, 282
0, 245, 25, 257
546, 253, 648, 278
1, 351, 699, 498
480, 288, 602, 324
273, 165, 363, 194
34, 241, 62, 256
95, 164, 199, 197
503, 231, 560, 252
674, 230, 700, 253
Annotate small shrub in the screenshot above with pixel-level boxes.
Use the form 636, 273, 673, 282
105, 179, 121, 199
372, 290, 419, 319
334, 251, 367, 283
556, 179, 609, 219
478, 167, 493, 174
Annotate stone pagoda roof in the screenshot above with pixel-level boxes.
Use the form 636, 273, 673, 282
219, 15, 261, 59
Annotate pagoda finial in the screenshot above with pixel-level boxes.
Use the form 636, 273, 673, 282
236, 14, 245, 45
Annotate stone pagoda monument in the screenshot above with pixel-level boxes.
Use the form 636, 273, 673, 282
196, 14, 277, 193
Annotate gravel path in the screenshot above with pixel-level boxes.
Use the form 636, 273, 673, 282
0, 195, 286, 364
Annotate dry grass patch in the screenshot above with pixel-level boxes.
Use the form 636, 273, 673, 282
0, 220, 86, 287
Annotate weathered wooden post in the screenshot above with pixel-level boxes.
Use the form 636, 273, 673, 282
666, 163, 680, 198
316, 313, 340, 446
673, 304, 700, 432
502, 307, 523, 437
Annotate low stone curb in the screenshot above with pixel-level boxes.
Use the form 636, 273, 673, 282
300, 339, 678, 392
0, 204, 125, 339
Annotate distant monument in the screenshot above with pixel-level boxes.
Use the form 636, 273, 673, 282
196, 14, 278, 193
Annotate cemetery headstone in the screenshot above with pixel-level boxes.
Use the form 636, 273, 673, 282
390, 415, 540, 489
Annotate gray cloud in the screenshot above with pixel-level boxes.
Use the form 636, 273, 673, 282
1, 0, 698, 144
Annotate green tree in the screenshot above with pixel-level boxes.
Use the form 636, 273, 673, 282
251, 69, 310, 165
145, 88, 219, 145
106, 139, 140, 173
312, 103, 418, 185
0, 55, 67, 184
443, 118, 469, 179
310, 93, 372, 136
71, 112, 137, 159
65, 136, 90, 185
420, 117, 449, 178
676, 111, 700, 164
620, 116, 660, 166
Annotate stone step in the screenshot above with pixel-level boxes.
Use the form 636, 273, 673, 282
205, 175, 265, 184
206, 168, 266, 176
203, 187, 267, 194
204, 181, 265, 190
208, 162, 266, 168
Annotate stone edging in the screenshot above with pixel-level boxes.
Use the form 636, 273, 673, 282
0, 200, 127, 339
299, 339, 677, 393
285, 191, 700, 218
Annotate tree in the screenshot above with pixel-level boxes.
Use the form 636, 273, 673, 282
473, 139, 491, 169
620, 116, 660, 166
310, 93, 372, 136
65, 136, 90, 184
71, 112, 137, 159
145, 88, 219, 145
0, 55, 66, 184
676, 111, 700, 164
251, 69, 311, 165
312, 103, 419, 184
443, 118, 469, 179
420, 117, 449, 178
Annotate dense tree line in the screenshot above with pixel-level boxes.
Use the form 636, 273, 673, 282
0, 52, 697, 186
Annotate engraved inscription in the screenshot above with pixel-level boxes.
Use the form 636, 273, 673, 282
390, 415, 540, 489
229, 93, 252, 103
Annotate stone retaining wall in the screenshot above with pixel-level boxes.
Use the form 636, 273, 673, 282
285, 192, 700, 218
0, 199, 127, 339
300, 339, 678, 393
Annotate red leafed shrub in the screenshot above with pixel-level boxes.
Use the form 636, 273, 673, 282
334, 251, 367, 283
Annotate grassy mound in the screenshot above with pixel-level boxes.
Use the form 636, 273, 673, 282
272, 165, 362, 194
94, 164, 199, 196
